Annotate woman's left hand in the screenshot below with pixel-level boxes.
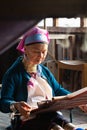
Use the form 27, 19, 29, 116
79, 104, 87, 113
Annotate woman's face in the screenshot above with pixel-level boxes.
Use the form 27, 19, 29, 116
24, 43, 48, 64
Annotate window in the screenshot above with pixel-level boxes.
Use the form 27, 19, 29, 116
38, 17, 80, 27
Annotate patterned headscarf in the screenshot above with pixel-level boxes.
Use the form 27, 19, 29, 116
16, 26, 50, 53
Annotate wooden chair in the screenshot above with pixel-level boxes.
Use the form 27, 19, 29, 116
58, 60, 87, 91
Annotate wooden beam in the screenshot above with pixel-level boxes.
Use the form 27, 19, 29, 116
47, 27, 87, 34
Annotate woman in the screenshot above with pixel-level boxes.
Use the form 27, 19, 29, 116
0, 26, 82, 130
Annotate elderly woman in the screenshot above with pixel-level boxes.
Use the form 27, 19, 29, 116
0, 26, 83, 130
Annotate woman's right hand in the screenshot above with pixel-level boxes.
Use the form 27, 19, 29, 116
13, 101, 32, 120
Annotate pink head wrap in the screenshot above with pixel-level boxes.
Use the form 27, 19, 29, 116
16, 26, 50, 53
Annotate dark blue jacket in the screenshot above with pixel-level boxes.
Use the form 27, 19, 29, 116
0, 56, 70, 113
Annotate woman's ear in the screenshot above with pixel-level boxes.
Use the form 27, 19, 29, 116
24, 46, 27, 58
24, 46, 26, 52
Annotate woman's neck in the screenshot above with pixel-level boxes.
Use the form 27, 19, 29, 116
22, 58, 37, 73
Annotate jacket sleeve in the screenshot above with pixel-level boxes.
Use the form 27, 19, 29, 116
42, 65, 71, 96
0, 71, 16, 113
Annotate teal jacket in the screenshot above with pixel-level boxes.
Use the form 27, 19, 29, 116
0, 56, 70, 113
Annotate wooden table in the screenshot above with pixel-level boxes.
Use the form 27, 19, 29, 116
58, 60, 87, 90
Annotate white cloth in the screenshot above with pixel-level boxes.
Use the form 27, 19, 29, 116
27, 75, 52, 109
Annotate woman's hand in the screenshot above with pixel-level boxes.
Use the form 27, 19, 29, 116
79, 104, 87, 113
14, 101, 32, 120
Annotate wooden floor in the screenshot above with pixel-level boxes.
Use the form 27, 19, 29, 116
61, 107, 87, 129
0, 107, 87, 130
0, 112, 10, 130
